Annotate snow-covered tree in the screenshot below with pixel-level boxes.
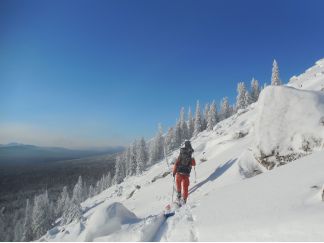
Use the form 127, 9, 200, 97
21, 199, 33, 241
31, 191, 51, 239
153, 124, 165, 162
251, 78, 260, 102
55, 186, 70, 218
207, 100, 218, 131
194, 100, 202, 136
271, 59, 281, 85
220, 97, 231, 120
88, 185, 95, 198
114, 155, 125, 184
188, 107, 194, 138
165, 127, 175, 154
174, 119, 181, 148
244, 90, 252, 107
236, 82, 248, 110
128, 140, 137, 176
72, 176, 85, 204
61, 198, 82, 225
180, 107, 188, 142
202, 103, 210, 130
136, 137, 148, 175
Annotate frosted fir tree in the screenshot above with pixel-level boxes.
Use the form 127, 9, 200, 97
21, 199, 33, 241
180, 107, 189, 142
236, 82, 248, 110
188, 107, 194, 138
194, 100, 202, 136
128, 140, 138, 176
136, 137, 148, 175
207, 100, 218, 131
88, 185, 95, 198
61, 197, 82, 225
271, 59, 281, 85
251, 78, 260, 102
55, 186, 70, 218
31, 191, 51, 239
174, 119, 182, 148
220, 97, 231, 120
165, 127, 175, 154
244, 90, 252, 107
202, 103, 210, 130
114, 155, 125, 184
125, 146, 131, 175
72, 176, 85, 204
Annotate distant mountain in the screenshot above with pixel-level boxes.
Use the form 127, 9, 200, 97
0, 143, 125, 164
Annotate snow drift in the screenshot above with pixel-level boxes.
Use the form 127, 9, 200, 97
253, 85, 324, 169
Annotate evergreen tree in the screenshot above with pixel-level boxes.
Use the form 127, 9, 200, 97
188, 107, 194, 138
88, 185, 95, 198
128, 140, 137, 176
0, 208, 5, 241
194, 100, 202, 136
136, 137, 148, 175
114, 155, 124, 184
165, 127, 175, 154
236, 82, 248, 110
174, 119, 182, 148
202, 103, 210, 130
180, 107, 188, 142
271, 59, 281, 85
220, 97, 231, 120
251, 78, 260, 102
21, 199, 33, 241
31, 191, 51, 239
55, 186, 70, 218
244, 90, 252, 107
72, 176, 84, 204
207, 100, 218, 131
61, 198, 82, 225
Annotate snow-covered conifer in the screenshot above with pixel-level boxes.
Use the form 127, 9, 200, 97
72, 176, 85, 204
244, 90, 252, 107
271, 59, 281, 85
220, 97, 231, 120
207, 100, 218, 131
251, 78, 260, 102
180, 107, 188, 142
202, 103, 210, 130
31, 191, 51, 238
21, 199, 33, 241
236, 82, 248, 110
136, 137, 148, 175
165, 127, 175, 154
188, 107, 194, 138
174, 119, 182, 147
114, 155, 124, 184
55, 186, 70, 218
194, 100, 202, 136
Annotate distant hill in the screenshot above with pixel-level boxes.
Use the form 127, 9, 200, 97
0, 143, 125, 164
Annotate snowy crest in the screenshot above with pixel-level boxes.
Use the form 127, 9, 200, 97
253, 85, 324, 168
288, 58, 324, 91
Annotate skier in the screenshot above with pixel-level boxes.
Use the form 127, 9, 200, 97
173, 140, 196, 204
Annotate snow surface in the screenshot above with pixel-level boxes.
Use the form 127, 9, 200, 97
40, 59, 324, 242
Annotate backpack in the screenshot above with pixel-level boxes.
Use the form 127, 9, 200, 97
176, 147, 193, 175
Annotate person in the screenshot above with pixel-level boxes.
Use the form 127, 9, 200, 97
172, 140, 196, 204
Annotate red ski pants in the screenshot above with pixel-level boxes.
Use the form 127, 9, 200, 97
175, 174, 190, 200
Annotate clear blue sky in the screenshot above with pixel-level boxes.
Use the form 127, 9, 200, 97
1, 0, 324, 148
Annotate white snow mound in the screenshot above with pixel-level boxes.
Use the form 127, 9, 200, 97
254, 85, 324, 164
80, 202, 139, 241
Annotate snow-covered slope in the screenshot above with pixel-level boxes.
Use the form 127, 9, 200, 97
288, 58, 324, 91
41, 60, 324, 242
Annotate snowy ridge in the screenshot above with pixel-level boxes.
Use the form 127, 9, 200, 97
41, 59, 324, 241
288, 58, 324, 91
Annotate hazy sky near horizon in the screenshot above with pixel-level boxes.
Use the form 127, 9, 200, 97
1, 0, 324, 148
